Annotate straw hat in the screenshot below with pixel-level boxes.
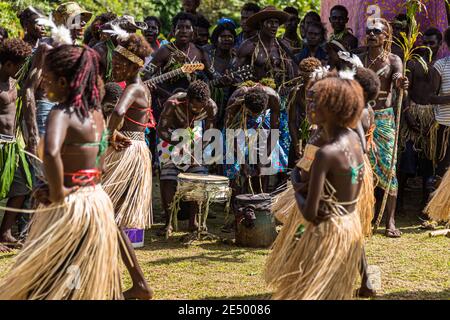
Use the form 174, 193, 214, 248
246, 6, 290, 30
53, 2, 92, 26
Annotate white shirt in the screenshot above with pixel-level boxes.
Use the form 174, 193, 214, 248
433, 56, 450, 126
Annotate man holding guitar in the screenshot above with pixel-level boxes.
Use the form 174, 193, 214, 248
143, 12, 213, 107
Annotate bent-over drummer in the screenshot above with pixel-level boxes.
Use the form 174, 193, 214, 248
156, 81, 217, 236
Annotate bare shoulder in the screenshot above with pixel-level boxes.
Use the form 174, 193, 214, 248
389, 53, 402, 64
237, 37, 257, 56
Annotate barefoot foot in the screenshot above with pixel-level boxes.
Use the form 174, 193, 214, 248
123, 283, 154, 300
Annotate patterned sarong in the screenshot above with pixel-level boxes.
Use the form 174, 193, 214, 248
369, 108, 398, 196
223, 109, 287, 180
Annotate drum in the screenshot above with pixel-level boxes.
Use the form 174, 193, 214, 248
235, 194, 277, 248
124, 228, 145, 248
176, 173, 231, 203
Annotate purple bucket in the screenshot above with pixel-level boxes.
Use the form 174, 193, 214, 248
124, 228, 145, 248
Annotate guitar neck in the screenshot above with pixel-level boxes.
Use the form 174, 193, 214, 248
145, 68, 184, 85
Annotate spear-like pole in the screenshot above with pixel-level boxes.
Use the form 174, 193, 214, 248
374, 0, 429, 233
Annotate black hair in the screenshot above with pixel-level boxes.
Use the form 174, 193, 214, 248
424, 27, 443, 43
196, 15, 211, 29
354, 67, 381, 102
211, 23, 236, 46
103, 82, 123, 103
244, 87, 269, 114
187, 80, 210, 101
118, 33, 153, 61
18, 7, 45, 28
303, 11, 321, 23
284, 6, 299, 17
144, 16, 162, 29
306, 21, 327, 39
45, 45, 103, 118
241, 3, 261, 14
0, 38, 32, 64
0, 27, 8, 40
172, 12, 197, 29
330, 5, 349, 17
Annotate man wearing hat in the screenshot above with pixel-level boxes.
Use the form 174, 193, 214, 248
53, 1, 92, 43
236, 6, 296, 87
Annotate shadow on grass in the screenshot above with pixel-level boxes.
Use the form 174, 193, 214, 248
0, 252, 16, 261
145, 250, 249, 266
203, 293, 271, 300
375, 288, 450, 300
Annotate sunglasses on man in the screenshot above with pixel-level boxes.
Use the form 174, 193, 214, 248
366, 28, 383, 35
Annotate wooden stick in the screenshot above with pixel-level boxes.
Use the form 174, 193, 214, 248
428, 229, 450, 237
374, 89, 404, 233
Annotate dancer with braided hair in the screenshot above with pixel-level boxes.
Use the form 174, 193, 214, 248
102, 33, 154, 300
0, 45, 122, 299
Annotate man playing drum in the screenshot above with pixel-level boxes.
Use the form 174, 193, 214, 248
156, 80, 217, 236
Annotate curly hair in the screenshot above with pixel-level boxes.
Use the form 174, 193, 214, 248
354, 67, 380, 103
172, 12, 197, 29
45, 45, 103, 118
244, 87, 269, 114
299, 57, 322, 75
311, 75, 364, 128
187, 80, 210, 102
117, 33, 152, 61
103, 82, 123, 104
0, 38, 32, 64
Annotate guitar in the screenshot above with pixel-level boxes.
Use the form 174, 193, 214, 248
210, 65, 254, 87
144, 63, 205, 86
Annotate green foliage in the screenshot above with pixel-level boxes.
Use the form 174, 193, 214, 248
1, 0, 319, 38
200, 0, 320, 27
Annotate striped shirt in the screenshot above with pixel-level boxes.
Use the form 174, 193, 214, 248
433, 56, 450, 126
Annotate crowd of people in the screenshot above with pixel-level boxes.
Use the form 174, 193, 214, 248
0, 0, 448, 300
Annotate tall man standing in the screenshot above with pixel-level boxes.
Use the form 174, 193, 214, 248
360, 18, 408, 238
398, 28, 442, 212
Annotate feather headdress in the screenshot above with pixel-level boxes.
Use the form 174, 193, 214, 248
310, 65, 330, 82
338, 51, 364, 69
36, 16, 73, 46
102, 24, 130, 42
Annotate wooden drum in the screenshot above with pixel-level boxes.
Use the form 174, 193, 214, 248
235, 194, 277, 248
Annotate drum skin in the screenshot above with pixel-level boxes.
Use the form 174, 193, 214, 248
235, 194, 277, 248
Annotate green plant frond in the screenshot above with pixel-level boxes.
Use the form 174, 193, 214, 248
411, 54, 429, 73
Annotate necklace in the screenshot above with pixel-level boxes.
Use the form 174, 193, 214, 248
172, 42, 192, 62
366, 50, 386, 70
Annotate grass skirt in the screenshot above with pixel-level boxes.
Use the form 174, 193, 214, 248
424, 169, 450, 223
265, 194, 305, 285
271, 211, 363, 300
103, 131, 153, 229
0, 185, 122, 300
271, 182, 301, 225
357, 155, 375, 237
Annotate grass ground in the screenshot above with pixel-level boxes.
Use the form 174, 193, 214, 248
0, 179, 449, 300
